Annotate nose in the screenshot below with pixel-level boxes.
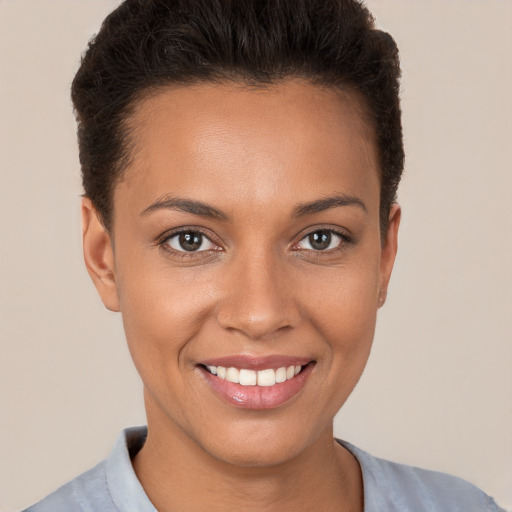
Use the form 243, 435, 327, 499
216, 251, 299, 341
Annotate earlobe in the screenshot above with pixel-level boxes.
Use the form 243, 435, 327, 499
378, 203, 401, 307
81, 198, 120, 312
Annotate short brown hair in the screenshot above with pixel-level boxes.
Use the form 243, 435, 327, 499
71, 0, 404, 234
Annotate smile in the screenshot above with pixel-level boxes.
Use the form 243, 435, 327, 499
199, 358, 315, 409
205, 365, 302, 387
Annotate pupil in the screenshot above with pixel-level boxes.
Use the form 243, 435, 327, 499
179, 232, 202, 251
309, 231, 331, 250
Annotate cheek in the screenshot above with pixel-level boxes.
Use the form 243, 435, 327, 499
305, 255, 380, 335
115, 252, 217, 376
302, 253, 380, 381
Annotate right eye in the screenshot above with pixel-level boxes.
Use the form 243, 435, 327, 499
296, 229, 344, 251
165, 230, 218, 252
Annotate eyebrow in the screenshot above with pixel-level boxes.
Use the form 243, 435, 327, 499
292, 194, 367, 217
140, 193, 366, 221
140, 195, 229, 220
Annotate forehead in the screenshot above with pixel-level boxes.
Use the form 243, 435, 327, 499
116, 81, 380, 217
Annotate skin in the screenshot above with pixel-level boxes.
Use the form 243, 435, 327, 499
82, 81, 400, 512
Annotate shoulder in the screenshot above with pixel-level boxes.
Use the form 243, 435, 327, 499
339, 440, 505, 512
22, 460, 117, 512
22, 427, 151, 512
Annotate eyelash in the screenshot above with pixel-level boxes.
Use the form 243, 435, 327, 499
293, 228, 353, 253
157, 227, 353, 258
157, 228, 221, 258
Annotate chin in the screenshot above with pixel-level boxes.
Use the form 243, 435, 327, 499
208, 437, 304, 468
195, 418, 321, 469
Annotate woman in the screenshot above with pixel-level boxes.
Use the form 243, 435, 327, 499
20, 0, 505, 510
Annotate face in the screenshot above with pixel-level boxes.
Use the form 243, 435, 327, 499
83, 81, 399, 467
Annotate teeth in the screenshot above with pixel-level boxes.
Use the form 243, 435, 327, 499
205, 364, 304, 386
275, 367, 287, 383
257, 369, 276, 386
225, 367, 239, 383
239, 369, 257, 386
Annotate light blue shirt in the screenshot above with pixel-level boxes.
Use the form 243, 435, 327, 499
23, 426, 505, 512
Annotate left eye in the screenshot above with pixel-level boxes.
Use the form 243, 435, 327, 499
166, 231, 217, 252
296, 230, 344, 251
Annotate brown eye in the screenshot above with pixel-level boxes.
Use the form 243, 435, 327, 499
166, 231, 216, 252
297, 230, 343, 251
309, 231, 331, 250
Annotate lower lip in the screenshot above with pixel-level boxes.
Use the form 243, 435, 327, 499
199, 364, 314, 409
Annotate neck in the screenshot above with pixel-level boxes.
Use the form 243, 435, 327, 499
133, 394, 363, 512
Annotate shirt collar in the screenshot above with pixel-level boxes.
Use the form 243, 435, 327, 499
106, 426, 157, 512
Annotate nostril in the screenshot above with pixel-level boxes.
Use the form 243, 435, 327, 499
217, 307, 295, 340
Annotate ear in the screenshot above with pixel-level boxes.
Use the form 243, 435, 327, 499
378, 203, 401, 307
81, 197, 120, 312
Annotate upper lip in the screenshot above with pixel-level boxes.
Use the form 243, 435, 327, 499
199, 355, 314, 371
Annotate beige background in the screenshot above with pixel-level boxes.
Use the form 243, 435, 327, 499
0, 0, 511, 510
